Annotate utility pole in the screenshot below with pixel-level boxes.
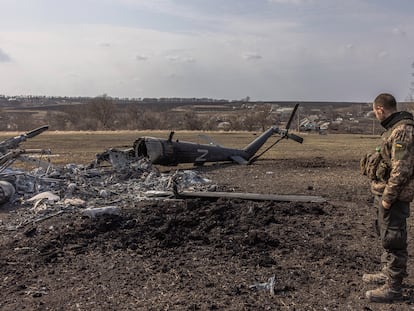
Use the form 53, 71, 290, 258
406, 61, 414, 102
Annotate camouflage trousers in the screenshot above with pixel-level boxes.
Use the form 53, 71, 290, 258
375, 195, 410, 281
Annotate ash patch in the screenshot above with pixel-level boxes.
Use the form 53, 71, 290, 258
0, 193, 382, 310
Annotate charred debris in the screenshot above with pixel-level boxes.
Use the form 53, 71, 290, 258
0, 126, 325, 229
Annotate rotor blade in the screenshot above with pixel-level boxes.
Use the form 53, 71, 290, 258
249, 104, 302, 164
248, 137, 284, 164
285, 103, 299, 131
249, 132, 303, 164
25, 125, 49, 138
287, 133, 304, 144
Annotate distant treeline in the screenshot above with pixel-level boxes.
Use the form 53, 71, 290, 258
2, 94, 408, 134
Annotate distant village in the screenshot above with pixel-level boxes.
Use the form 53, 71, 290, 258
1, 95, 413, 135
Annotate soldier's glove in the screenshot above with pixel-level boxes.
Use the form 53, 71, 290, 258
376, 160, 390, 182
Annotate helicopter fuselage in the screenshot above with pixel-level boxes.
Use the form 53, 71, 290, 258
134, 137, 250, 166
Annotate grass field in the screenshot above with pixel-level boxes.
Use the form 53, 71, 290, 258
0, 130, 380, 166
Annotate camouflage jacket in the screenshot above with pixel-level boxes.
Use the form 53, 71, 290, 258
371, 111, 414, 203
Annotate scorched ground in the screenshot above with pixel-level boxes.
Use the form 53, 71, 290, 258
1, 157, 414, 310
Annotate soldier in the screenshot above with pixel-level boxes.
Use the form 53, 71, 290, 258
360, 93, 414, 302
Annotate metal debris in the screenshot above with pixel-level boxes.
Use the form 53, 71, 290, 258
0, 125, 51, 173
63, 198, 86, 206
27, 191, 60, 203
0, 180, 15, 204
0, 130, 326, 231
82, 206, 121, 218
249, 275, 276, 296
174, 190, 326, 203
0, 150, 214, 230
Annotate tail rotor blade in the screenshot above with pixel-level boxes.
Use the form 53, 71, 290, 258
249, 103, 303, 164
285, 103, 299, 130
287, 133, 304, 144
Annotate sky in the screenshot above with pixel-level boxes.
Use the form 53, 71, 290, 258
0, 0, 413, 102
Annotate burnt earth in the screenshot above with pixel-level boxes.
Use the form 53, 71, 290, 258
1, 158, 414, 310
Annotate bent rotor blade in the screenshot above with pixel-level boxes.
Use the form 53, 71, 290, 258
287, 133, 304, 144
285, 103, 299, 131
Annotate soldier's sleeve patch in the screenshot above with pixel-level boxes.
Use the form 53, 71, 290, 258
393, 140, 407, 160
395, 141, 404, 148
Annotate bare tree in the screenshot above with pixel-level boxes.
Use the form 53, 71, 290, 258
255, 104, 273, 131
12, 112, 39, 131
45, 111, 67, 130
140, 110, 164, 130
242, 110, 258, 131
120, 105, 144, 130
61, 105, 96, 130
203, 116, 219, 131
87, 95, 117, 130
0, 108, 7, 130
183, 111, 202, 130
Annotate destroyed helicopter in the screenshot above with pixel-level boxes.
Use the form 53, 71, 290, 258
131, 104, 303, 166
0, 125, 50, 204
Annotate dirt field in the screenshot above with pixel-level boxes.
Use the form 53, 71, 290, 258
1, 132, 414, 310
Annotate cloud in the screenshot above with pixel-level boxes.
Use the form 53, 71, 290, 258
0, 1, 412, 101
345, 44, 354, 50
165, 53, 196, 63
136, 55, 148, 61
0, 48, 12, 62
392, 27, 406, 37
242, 52, 262, 61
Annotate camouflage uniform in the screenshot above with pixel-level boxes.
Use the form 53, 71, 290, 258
363, 111, 414, 284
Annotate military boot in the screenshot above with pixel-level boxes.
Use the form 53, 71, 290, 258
365, 281, 403, 303
362, 272, 388, 285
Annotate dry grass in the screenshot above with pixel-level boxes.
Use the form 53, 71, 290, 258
0, 130, 380, 166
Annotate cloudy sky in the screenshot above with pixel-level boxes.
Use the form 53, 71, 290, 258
0, 0, 413, 101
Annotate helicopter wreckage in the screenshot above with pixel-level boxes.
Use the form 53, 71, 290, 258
0, 107, 325, 226
130, 104, 304, 166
